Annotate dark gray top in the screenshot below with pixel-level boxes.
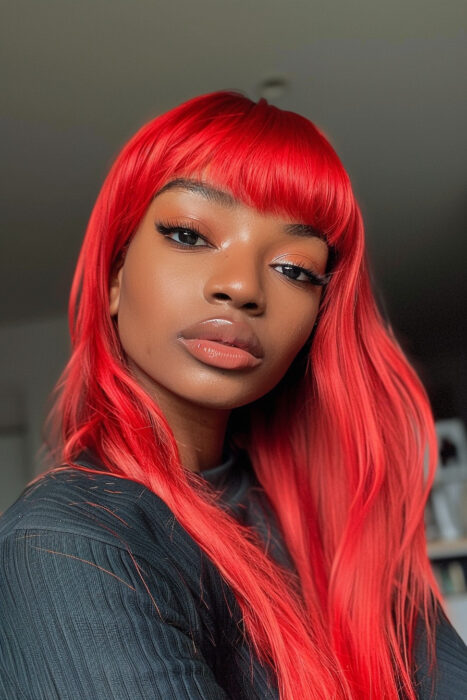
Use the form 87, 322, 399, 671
0, 447, 466, 699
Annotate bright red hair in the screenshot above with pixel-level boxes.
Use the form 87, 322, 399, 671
43, 91, 443, 698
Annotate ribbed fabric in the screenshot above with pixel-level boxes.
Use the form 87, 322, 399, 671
0, 448, 466, 699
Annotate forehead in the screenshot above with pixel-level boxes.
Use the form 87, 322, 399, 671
153, 177, 328, 247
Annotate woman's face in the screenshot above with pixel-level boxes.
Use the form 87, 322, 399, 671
109, 178, 329, 413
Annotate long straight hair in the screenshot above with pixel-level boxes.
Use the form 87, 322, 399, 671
44, 91, 443, 698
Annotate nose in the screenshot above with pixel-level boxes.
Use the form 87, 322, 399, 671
203, 254, 266, 314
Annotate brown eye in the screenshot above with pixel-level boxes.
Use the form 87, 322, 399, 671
155, 223, 209, 247
271, 262, 330, 286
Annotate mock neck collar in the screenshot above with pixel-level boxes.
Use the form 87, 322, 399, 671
75, 442, 254, 514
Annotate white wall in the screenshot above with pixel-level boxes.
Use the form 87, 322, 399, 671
0, 315, 69, 508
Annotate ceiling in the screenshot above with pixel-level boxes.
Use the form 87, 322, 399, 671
1, 0, 466, 374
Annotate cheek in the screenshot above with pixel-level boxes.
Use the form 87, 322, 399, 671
116, 263, 168, 361
276, 325, 314, 373
278, 294, 320, 356
260, 294, 321, 385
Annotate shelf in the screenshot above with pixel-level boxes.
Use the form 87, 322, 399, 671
427, 537, 467, 560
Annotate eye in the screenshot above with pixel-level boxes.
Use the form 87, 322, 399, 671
155, 222, 209, 247
271, 262, 330, 287
155, 222, 331, 287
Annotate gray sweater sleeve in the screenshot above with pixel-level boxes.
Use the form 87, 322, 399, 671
0, 528, 230, 700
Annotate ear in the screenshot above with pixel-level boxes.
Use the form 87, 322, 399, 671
109, 265, 123, 317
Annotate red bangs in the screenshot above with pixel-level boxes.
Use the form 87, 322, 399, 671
138, 91, 356, 248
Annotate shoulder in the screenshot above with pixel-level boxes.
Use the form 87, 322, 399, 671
0, 498, 231, 699
413, 608, 467, 699
0, 464, 233, 640
0, 466, 208, 585
0, 466, 248, 698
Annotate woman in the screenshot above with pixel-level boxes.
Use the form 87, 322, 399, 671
1, 91, 466, 699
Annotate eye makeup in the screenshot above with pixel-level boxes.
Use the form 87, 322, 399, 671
155, 221, 331, 287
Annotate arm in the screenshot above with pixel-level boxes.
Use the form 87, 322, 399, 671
0, 529, 230, 700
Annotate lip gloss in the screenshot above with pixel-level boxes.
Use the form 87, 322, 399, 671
178, 338, 262, 369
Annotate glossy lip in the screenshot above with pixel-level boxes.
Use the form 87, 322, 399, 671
177, 317, 264, 359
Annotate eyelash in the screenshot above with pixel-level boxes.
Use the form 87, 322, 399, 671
155, 222, 331, 287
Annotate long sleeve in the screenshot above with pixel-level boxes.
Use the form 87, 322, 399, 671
3, 461, 465, 700
0, 528, 230, 700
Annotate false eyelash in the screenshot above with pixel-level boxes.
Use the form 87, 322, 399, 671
155, 221, 207, 241
285, 260, 332, 286
155, 221, 331, 286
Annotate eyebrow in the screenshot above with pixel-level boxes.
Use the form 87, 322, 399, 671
153, 178, 326, 241
154, 178, 237, 207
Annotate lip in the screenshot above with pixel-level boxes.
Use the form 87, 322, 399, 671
177, 317, 264, 359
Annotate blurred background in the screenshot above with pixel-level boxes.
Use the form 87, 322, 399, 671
1, 0, 466, 638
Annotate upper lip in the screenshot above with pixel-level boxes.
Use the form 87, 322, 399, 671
178, 317, 264, 359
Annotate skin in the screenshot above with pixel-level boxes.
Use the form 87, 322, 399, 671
109, 180, 329, 473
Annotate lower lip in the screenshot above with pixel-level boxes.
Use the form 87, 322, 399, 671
178, 338, 262, 369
